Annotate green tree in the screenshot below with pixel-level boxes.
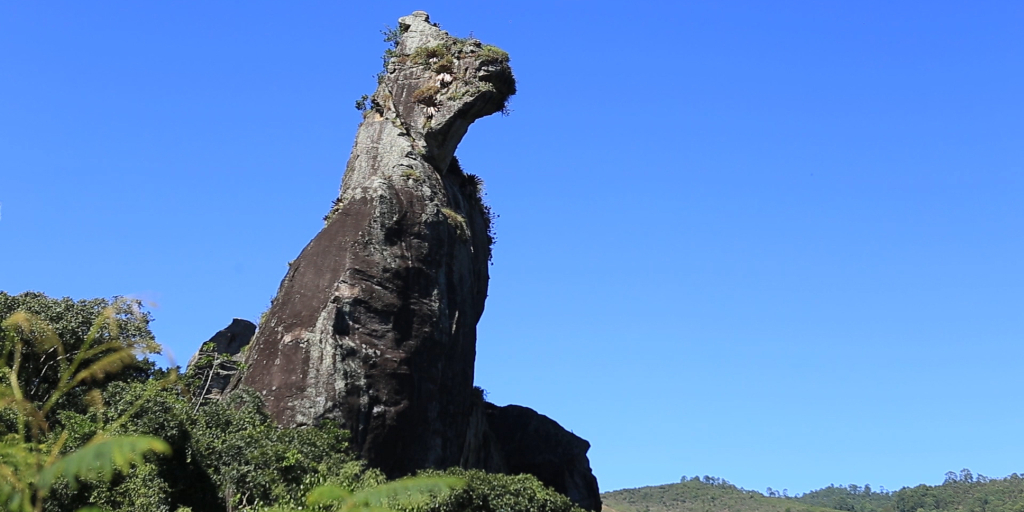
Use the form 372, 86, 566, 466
0, 304, 170, 512
267, 476, 463, 512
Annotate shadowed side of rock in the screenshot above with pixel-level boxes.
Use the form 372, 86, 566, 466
485, 404, 602, 511
459, 398, 603, 511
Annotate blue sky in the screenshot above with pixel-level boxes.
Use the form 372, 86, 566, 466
2, 0, 1024, 496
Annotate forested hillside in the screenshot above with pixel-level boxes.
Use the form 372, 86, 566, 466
603, 470, 1024, 512
601, 477, 844, 512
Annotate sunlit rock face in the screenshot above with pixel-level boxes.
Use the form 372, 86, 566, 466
228, 11, 600, 510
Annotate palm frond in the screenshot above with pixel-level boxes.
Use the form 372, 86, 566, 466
305, 484, 354, 506
1, 312, 62, 356
308, 476, 464, 511
70, 348, 137, 386
36, 435, 171, 492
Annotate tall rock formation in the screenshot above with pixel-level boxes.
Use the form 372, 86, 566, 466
230, 12, 600, 510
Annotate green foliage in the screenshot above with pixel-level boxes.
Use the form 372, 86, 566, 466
1, 293, 586, 512
375, 24, 408, 86
796, 484, 893, 512
448, 157, 498, 258
267, 476, 463, 512
188, 390, 377, 510
412, 85, 441, 107
382, 25, 404, 47
410, 44, 449, 66
324, 197, 344, 225
49, 379, 378, 512
604, 473, 1024, 512
0, 292, 158, 406
355, 95, 370, 112
395, 469, 582, 512
38, 436, 171, 492
602, 477, 843, 512
440, 208, 469, 240
477, 45, 509, 65
432, 55, 455, 74
462, 172, 497, 252
892, 470, 1024, 512
0, 298, 170, 512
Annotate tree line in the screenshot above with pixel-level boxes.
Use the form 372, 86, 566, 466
0, 291, 584, 512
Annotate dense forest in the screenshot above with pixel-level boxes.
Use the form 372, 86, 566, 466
602, 470, 1024, 512
0, 292, 583, 512
5, 291, 1024, 512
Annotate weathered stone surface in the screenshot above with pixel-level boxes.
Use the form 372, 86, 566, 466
228, 11, 601, 510
485, 404, 602, 512
234, 10, 511, 475
187, 318, 256, 401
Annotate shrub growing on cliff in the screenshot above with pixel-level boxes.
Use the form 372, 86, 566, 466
412, 85, 441, 106
440, 208, 469, 240
410, 44, 450, 66
477, 45, 509, 65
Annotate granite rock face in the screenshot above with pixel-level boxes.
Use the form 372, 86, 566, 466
486, 405, 602, 512
229, 11, 600, 510
187, 319, 256, 402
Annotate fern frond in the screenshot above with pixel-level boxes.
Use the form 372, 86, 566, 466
305, 484, 354, 506
70, 349, 137, 386
36, 435, 170, 492
1, 312, 62, 356
57, 307, 116, 390
0, 444, 35, 512
308, 476, 464, 510
41, 348, 137, 417
104, 374, 177, 434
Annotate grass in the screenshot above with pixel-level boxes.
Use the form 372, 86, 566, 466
410, 44, 449, 65
412, 85, 441, 106
441, 207, 469, 240
478, 44, 510, 64
432, 54, 456, 74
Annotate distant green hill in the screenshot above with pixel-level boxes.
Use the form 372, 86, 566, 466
603, 470, 1024, 512
795, 483, 894, 512
601, 477, 848, 512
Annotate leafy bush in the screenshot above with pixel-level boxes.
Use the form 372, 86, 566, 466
410, 44, 449, 66
0, 297, 170, 512
0, 292, 158, 406
412, 85, 441, 106
398, 469, 583, 512
2, 292, 583, 512
477, 46, 509, 65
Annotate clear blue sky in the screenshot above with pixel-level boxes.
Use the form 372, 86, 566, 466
2, 0, 1023, 496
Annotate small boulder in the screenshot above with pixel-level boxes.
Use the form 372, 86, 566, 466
486, 404, 602, 511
